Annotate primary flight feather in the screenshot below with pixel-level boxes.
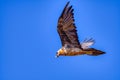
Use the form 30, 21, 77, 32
56, 2, 105, 57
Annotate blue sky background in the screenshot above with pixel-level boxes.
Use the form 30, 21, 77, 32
0, 0, 120, 80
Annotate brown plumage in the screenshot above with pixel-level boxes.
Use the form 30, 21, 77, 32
56, 2, 105, 57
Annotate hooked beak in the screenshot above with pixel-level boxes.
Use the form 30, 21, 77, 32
55, 52, 59, 58
55, 55, 59, 58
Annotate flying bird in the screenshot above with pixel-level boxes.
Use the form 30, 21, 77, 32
56, 2, 105, 57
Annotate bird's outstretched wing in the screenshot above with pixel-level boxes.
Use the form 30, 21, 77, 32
57, 2, 82, 49
81, 38, 95, 49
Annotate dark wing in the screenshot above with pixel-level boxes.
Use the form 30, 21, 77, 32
57, 2, 82, 49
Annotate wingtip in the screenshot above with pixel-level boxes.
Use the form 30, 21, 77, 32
67, 1, 70, 4
66, 1, 70, 7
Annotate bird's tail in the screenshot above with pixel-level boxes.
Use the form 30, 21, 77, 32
84, 48, 105, 56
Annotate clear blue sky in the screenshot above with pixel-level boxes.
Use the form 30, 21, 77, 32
0, 0, 120, 80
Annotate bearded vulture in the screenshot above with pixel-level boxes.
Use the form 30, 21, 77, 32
56, 2, 105, 57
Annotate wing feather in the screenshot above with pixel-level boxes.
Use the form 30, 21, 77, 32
57, 2, 82, 49
81, 38, 95, 49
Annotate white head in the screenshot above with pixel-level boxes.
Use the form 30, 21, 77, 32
55, 48, 65, 58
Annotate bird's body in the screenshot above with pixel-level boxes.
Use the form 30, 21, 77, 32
57, 47, 83, 56
57, 47, 104, 57
56, 2, 105, 57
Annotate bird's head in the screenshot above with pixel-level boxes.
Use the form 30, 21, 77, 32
55, 48, 65, 58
